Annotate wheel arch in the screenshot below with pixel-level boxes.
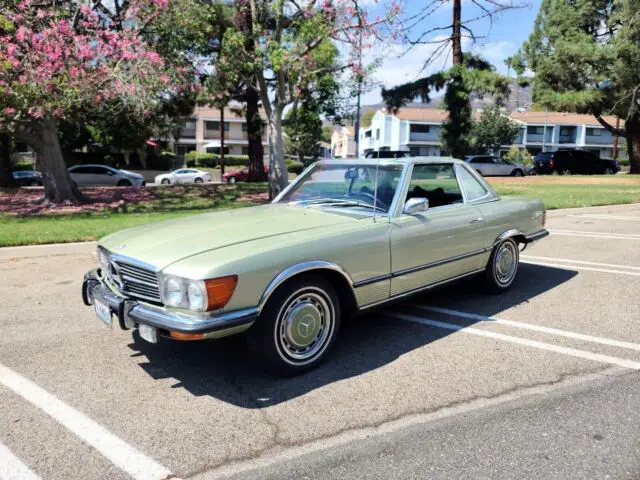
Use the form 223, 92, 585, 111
493, 229, 527, 247
258, 261, 358, 317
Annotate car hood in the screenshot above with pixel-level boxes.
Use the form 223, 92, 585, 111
99, 204, 355, 270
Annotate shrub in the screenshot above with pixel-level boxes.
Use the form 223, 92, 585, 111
286, 160, 305, 174
147, 152, 175, 170
184, 152, 250, 167
503, 147, 533, 167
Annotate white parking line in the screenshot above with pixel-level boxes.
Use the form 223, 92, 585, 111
411, 305, 640, 352
390, 313, 640, 370
549, 229, 640, 240
569, 214, 640, 221
0, 442, 41, 480
522, 255, 640, 271
0, 364, 172, 480
521, 260, 640, 277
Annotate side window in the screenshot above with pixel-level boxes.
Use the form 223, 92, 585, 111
406, 164, 463, 209
456, 166, 488, 202
71, 166, 89, 174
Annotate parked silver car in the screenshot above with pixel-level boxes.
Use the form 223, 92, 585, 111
154, 169, 211, 185
465, 155, 525, 177
68, 165, 146, 187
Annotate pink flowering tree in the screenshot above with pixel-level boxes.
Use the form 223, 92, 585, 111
0, 0, 194, 203
244, 0, 401, 195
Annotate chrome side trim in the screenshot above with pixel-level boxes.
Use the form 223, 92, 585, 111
494, 229, 526, 246
525, 229, 550, 243
390, 248, 489, 278
359, 269, 485, 311
258, 261, 355, 313
353, 274, 392, 288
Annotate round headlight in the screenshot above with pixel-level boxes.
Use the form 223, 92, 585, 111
163, 276, 185, 307
187, 281, 207, 311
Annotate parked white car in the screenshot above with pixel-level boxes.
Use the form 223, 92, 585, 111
69, 165, 146, 186
154, 169, 212, 185
464, 155, 525, 177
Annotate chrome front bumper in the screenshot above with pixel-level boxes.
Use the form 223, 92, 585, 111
82, 270, 257, 336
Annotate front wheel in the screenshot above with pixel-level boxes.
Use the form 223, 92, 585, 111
247, 274, 341, 376
194, 177, 204, 184
483, 238, 520, 294
604, 168, 615, 175
559, 168, 572, 175
511, 169, 524, 177
117, 179, 132, 187
227, 176, 236, 184
161, 178, 170, 185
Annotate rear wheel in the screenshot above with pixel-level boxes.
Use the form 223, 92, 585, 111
247, 274, 341, 376
227, 176, 236, 184
559, 168, 572, 175
194, 177, 204, 184
161, 178, 170, 185
511, 169, 524, 177
604, 167, 615, 175
483, 238, 520, 294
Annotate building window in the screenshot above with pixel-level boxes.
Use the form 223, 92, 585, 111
242, 123, 248, 132
376, 129, 380, 140
527, 126, 546, 135
365, 130, 372, 138
586, 127, 602, 136
205, 121, 230, 131
242, 147, 249, 155
410, 124, 430, 133
559, 127, 573, 136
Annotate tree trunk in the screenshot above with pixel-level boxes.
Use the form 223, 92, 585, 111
246, 84, 266, 182
0, 133, 16, 188
452, 0, 463, 66
626, 114, 640, 174
268, 108, 288, 198
24, 119, 85, 204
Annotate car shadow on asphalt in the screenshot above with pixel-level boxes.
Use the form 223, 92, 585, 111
128, 263, 577, 408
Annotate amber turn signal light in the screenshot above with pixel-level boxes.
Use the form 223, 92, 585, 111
169, 331, 204, 341
204, 275, 238, 311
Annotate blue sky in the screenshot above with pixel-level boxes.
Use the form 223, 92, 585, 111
360, 0, 542, 104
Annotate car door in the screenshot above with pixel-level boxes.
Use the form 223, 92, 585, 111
389, 163, 487, 297
494, 158, 512, 175
94, 166, 117, 185
69, 166, 91, 185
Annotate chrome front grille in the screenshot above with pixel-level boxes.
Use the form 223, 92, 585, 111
106, 256, 162, 304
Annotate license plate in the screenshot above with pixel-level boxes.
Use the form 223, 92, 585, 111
139, 324, 158, 344
94, 299, 112, 327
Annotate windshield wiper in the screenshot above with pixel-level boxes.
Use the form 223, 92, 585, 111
302, 199, 386, 213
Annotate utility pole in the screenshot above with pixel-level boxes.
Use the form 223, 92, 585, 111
542, 107, 548, 152
353, 15, 363, 158
220, 106, 225, 176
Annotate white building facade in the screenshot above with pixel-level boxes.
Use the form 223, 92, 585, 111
350, 108, 622, 160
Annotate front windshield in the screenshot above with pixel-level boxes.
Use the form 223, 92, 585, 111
278, 163, 404, 213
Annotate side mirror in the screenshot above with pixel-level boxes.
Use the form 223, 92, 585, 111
403, 197, 429, 215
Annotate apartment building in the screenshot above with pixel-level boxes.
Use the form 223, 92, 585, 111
330, 126, 356, 158
174, 106, 269, 157
357, 108, 447, 157
352, 107, 622, 160
505, 111, 621, 159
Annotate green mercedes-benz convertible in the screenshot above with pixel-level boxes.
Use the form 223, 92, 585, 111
82, 157, 548, 374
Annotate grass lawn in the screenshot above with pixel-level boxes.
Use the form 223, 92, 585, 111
1, 175, 639, 247
487, 175, 640, 210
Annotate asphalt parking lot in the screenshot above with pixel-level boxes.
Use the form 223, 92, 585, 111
1, 203, 639, 479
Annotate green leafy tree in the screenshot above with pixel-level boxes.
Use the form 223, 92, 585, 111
284, 107, 323, 163
361, 110, 375, 128
472, 106, 523, 154
382, 0, 518, 158
513, 0, 640, 173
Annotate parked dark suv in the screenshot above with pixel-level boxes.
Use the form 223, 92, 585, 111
533, 150, 620, 175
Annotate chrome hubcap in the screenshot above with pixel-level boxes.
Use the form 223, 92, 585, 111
278, 291, 332, 362
495, 241, 518, 285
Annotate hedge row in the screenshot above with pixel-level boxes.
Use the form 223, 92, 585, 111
184, 152, 250, 167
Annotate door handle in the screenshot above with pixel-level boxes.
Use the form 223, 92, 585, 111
469, 217, 484, 224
